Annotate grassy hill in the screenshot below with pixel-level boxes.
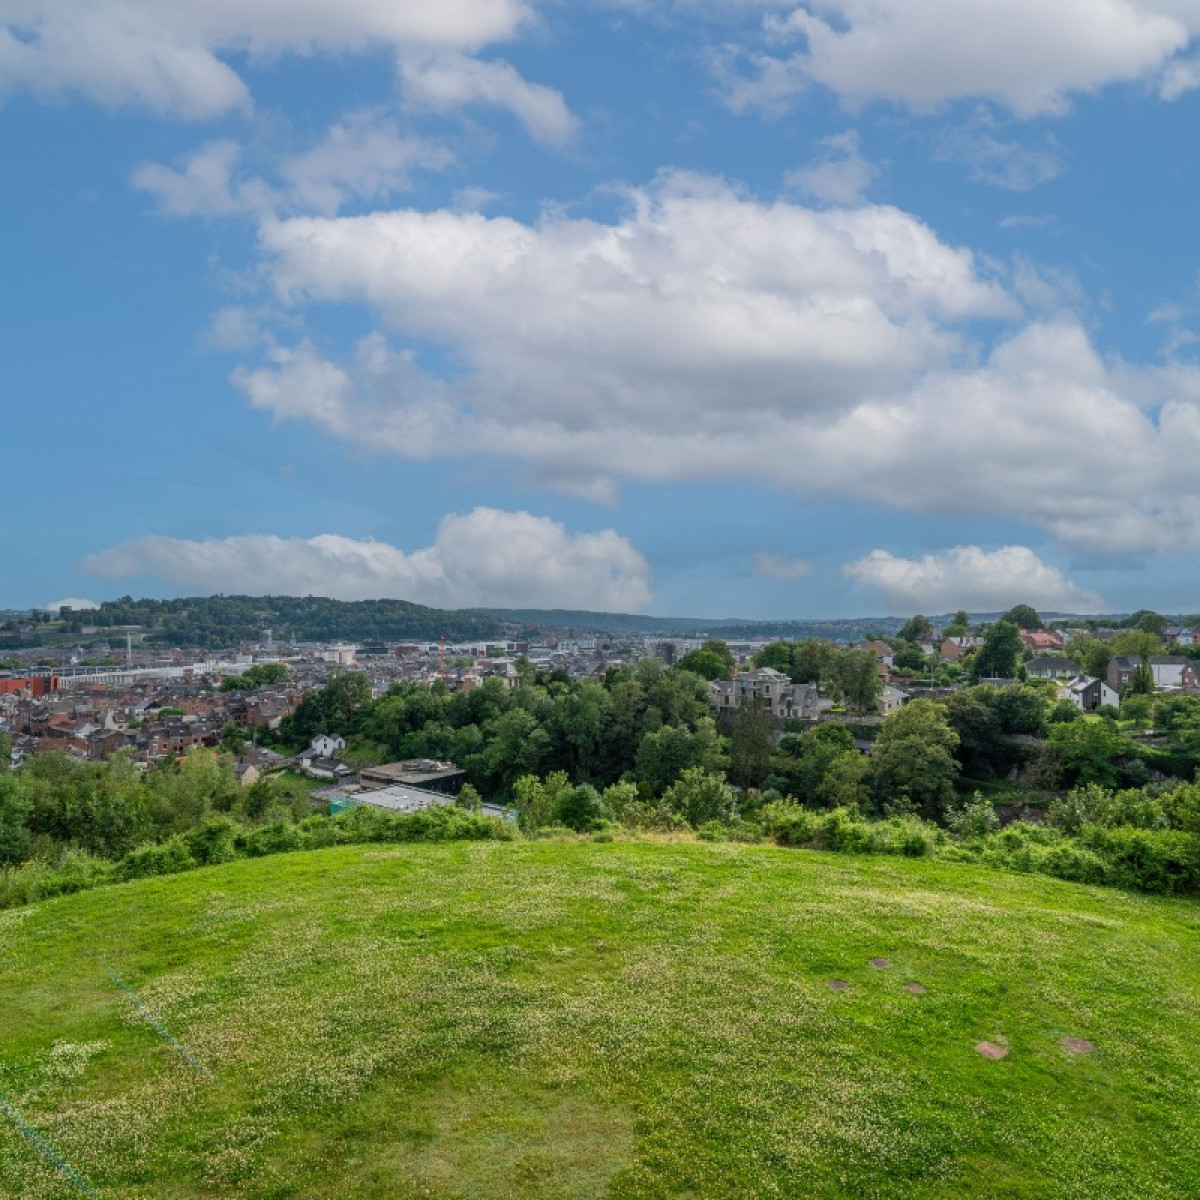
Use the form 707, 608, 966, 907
4, 841, 1200, 1199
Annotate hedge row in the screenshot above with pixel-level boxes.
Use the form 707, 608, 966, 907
0, 805, 513, 909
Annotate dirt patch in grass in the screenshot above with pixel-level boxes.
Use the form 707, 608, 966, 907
975, 1042, 1008, 1060
1060, 1037, 1096, 1055
904, 982, 927, 994
826, 979, 850, 991
869, 957, 893, 969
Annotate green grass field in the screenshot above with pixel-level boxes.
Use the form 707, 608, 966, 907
4, 840, 1200, 1199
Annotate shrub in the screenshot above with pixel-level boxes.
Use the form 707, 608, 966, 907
1030, 841, 1109, 887
120, 837, 197, 880
758, 801, 817, 847
0, 850, 116, 906
946, 793, 1001, 839
811, 808, 876, 853
1076, 825, 1200, 894
239, 820, 306, 857
186, 818, 239, 865
556, 784, 606, 832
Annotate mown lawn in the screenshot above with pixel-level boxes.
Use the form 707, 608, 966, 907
3, 840, 1200, 1198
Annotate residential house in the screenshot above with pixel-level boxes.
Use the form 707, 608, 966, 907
309, 733, 346, 759
1164, 627, 1200, 646
860, 641, 895, 669
938, 639, 965, 663
710, 668, 822, 721
880, 685, 909, 715
1026, 656, 1080, 681
1020, 629, 1065, 654
1107, 656, 1200, 693
234, 761, 261, 788
1058, 675, 1120, 713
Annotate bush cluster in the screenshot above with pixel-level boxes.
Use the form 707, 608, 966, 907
0, 804, 513, 909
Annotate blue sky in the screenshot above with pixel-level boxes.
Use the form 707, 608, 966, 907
5, 1, 1200, 619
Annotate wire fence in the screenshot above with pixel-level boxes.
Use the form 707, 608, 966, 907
0, 1089, 101, 1198
98, 960, 220, 1086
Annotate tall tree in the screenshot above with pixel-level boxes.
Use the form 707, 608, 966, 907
835, 649, 882, 712
677, 647, 732, 681
972, 620, 1023, 681
1004, 604, 1043, 630
0, 771, 31, 866
729, 698, 774, 789
869, 699, 961, 821
1127, 656, 1155, 696
897, 614, 933, 642
754, 641, 797, 675
793, 639, 835, 684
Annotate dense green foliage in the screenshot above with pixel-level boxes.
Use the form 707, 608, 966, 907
281, 661, 728, 796
219, 662, 291, 690
1003, 603, 1043, 630
10, 649, 1200, 910
972, 619, 1024, 680
675, 639, 735, 681
751, 640, 881, 709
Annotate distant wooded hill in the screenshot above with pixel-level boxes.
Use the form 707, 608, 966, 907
63, 596, 505, 648
4, 595, 1145, 652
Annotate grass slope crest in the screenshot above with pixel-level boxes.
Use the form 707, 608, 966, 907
2, 840, 1199, 1198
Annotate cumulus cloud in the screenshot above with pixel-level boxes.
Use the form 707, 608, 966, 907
785, 130, 877, 205
235, 301, 1200, 555
844, 546, 1102, 614
753, 553, 813, 581
398, 53, 579, 148
0, 0, 537, 121
226, 175, 1200, 554
132, 141, 265, 218
279, 113, 455, 214
82, 508, 653, 611
133, 113, 454, 219
247, 173, 1011, 478
723, 0, 1196, 117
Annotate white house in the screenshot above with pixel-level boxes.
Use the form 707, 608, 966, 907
309, 734, 346, 759
1058, 676, 1120, 714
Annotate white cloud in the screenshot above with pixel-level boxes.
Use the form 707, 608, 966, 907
398, 53, 579, 148
234, 335, 458, 459
230, 175, 1200, 555
133, 114, 453, 219
0, 0, 534, 118
0, 12, 250, 119
724, 0, 1197, 117
1160, 51, 1200, 98
82, 509, 653, 611
785, 130, 877, 205
753, 553, 813, 580
249, 173, 1011, 458
279, 113, 454, 214
844, 546, 1102, 614
934, 121, 1062, 191
45, 597, 99, 612
132, 141, 265, 218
